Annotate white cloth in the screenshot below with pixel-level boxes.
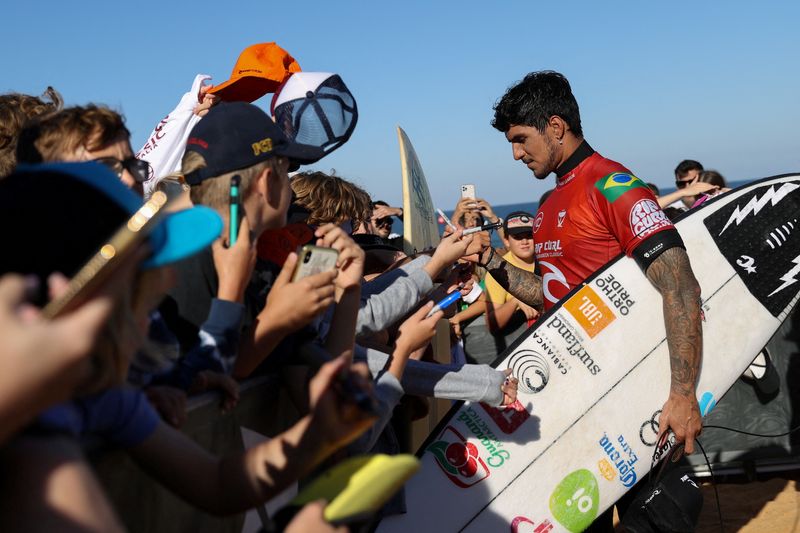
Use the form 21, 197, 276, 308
137, 74, 210, 197
462, 280, 484, 304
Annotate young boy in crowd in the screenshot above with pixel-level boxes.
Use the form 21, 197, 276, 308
163, 101, 365, 377
0, 162, 378, 531
484, 211, 540, 337
15, 104, 247, 424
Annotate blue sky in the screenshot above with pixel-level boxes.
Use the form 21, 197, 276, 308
3, 1, 799, 209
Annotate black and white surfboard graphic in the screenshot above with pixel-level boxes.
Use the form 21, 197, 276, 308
704, 179, 800, 318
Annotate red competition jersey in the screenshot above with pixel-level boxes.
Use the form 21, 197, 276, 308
533, 143, 674, 310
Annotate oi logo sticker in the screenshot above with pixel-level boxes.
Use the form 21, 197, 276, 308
549, 469, 600, 533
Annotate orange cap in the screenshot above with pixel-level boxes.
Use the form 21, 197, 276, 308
209, 42, 301, 103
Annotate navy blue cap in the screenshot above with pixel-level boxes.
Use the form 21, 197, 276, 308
184, 102, 326, 184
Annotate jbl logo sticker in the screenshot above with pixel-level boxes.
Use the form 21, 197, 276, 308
564, 286, 615, 338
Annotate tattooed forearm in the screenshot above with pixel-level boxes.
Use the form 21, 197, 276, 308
645, 247, 703, 397
483, 250, 543, 307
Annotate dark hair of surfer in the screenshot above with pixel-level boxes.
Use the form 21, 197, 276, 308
491, 70, 583, 137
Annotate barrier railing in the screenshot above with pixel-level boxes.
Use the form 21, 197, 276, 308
92, 375, 296, 533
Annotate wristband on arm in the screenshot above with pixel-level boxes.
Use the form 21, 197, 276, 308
477, 246, 496, 269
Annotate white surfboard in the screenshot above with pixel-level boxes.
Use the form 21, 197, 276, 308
379, 174, 800, 532
398, 126, 440, 255
397, 126, 450, 449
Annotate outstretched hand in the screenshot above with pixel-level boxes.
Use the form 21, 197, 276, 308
396, 301, 443, 354
682, 181, 718, 198
390, 301, 443, 379
433, 229, 475, 265
308, 357, 378, 453
501, 368, 519, 406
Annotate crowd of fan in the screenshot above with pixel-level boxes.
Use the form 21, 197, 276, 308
0, 74, 523, 531
0, 54, 737, 530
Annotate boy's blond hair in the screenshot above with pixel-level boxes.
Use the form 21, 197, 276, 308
16, 104, 129, 164
182, 150, 273, 211
290, 170, 372, 228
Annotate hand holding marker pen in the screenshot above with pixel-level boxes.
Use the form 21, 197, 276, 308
438, 207, 501, 235
437, 208, 457, 231
426, 289, 463, 318
462, 220, 502, 235
229, 175, 241, 245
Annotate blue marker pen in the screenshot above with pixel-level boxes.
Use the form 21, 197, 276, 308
427, 290, 462, 318
229, 175, 241, 245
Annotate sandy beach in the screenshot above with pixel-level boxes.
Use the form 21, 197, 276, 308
696, 475, 800, 532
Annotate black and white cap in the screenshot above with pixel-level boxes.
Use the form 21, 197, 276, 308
271, 72, 357, 156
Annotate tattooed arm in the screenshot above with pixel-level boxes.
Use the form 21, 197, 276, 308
478, 248, 544, 307
645, 247, 703, 454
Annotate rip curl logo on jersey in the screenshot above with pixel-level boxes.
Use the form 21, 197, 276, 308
629, 199, 671, 238
594, 172, 648, 202
538, 260, 570, 306
704, 178, 800, 318
427, 426, 490, 488
534, 239, 562, 258
533, 212, 544, 233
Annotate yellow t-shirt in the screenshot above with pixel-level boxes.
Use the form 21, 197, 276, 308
485, 251, 536, 304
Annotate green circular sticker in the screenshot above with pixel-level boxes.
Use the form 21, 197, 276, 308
549, 469, 600, 532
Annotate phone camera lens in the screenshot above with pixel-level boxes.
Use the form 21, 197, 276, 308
303, 253, 311, 264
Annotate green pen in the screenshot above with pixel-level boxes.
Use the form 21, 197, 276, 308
229, 175, 241, 245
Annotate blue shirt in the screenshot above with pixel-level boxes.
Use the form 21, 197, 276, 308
34, 387, 160, 449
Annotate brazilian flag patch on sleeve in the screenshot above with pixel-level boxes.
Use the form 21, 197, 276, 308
594, 172, 648, 203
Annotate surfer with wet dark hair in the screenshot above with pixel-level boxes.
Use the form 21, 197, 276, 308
482, 70, 704, 528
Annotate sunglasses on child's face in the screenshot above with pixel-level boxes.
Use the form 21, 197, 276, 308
93, 156, 152, 183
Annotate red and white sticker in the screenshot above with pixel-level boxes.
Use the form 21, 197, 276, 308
629, 199, 671, 238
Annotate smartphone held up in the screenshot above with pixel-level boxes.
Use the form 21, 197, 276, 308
292, 245, 339, 282
42, 192, 169, 319
460, 184, 476, 200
